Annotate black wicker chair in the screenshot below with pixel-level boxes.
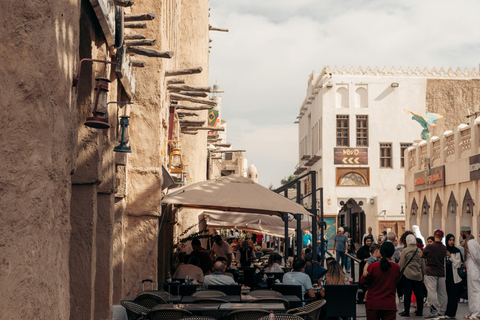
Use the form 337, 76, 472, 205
226, 309, 270, 320
120, 300, 150, 320
147, 308, 193, 320
249, 290, 283, 298
178, 317, 217, 320
248, 297, 290, 310
133, 292, 167, 309
208, 284, 242, 295
192, 290, 226, 298
258, 314, 304, 320
192, 298, 228, 318
286, 299, 326, 320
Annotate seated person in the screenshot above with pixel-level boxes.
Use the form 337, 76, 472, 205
172, 255, 204, 284
264, 254, 284, 273
236, 240, 255, 268
203, 261, 236, 289
282, 259, 316, 299
305, 259, 327, 283
215, 257, 234, 279
318, 260, 349, 297
190, 238, 213, 275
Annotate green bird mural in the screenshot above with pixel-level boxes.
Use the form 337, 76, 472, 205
404, 109, 444, 140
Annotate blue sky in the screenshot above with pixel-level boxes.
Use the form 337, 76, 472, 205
208, 0, 480, 187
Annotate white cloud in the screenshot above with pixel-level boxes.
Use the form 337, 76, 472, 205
208, 0, 480, 186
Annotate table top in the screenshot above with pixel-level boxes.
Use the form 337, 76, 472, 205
152, 303, 220, 312
241, 295, 301, 302
219, 303, 285, 312
181, 295, 241, 303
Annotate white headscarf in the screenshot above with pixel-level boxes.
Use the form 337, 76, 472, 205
406, 234, 416, 246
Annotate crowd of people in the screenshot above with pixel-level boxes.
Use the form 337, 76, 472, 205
170, 225, 480, 320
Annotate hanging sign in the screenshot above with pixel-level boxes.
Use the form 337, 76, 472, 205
334, 148, 368, 165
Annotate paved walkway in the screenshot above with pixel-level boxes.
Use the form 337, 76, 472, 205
355, 298, 471, 319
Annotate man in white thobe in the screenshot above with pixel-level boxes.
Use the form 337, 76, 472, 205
461, 225, 480, 319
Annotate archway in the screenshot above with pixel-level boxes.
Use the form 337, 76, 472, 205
420, 196, 430, 237
432, 194, 442, 231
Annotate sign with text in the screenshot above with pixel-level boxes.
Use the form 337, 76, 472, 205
334, 148, 368, 165
414, 165, 445, 191
469, 154, 480, 181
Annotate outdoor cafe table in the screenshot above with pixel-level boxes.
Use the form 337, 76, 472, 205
181, 295, 242, 303
152, 303, 220, 314
219, 303, 286, 313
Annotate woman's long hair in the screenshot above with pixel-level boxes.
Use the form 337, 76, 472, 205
325, 260, 345, 285
380, 241, 395, 272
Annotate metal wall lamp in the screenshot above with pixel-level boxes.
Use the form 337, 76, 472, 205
111, 101, 134, 153
169, 148, 184, 174
85, 77, 111, 129
391, 82, 399, 87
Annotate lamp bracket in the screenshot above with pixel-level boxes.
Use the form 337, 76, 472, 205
73, 58, 117, 87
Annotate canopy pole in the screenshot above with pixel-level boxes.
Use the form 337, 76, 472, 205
283, 189, 290, 264
296, 180, 302, 257
311, 171, 318, 280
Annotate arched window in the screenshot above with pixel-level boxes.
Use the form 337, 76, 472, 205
336, 87, 349, 108
355, 87, 368, 108
338, 172, 367, 186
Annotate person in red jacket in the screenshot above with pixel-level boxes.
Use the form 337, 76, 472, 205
361, 241, 401, 320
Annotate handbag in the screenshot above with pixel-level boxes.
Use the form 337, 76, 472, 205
398, 248, 418, 283
458, 265, 467, 280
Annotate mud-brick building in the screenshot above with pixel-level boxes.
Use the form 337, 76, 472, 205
0, 0, 221, 319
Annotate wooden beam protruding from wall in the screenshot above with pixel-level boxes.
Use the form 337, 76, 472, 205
131, 60, 147, 68
167, 84, 211, 92
167, 78, 185, 84
114, 0, 134, 7
169, 93, 216, 106
209, 25, 229, 32
174, 104, 212, 111
177, 112, 199, 117
177, 91, 209, 98
129, 46, 174, 58
165, 67, 203, 77
181, 132, 198, 135
124, 13, 156, 22
182, 127, 225, 132
125, 22, 147, 29
179, 120, 206, 126
124, 34, 146, 40
125, 39, 156, 47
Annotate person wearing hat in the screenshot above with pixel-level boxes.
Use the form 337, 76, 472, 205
236, 240, 254, 268
422, 229, 447, 319
212, 235, 233, 268
460, 225, 480, 320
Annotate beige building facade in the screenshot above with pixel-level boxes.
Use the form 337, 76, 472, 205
404, 118, 480, 240
1, 0, 217, 319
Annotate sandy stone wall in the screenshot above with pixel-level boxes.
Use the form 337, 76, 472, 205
0, 0, 79, 318
426, 79, 480, 136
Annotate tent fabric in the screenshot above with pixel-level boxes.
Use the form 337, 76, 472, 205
162, 174, 312, 217
199, 211, 313, 238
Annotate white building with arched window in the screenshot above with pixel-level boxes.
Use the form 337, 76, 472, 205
295, 65, 480, 246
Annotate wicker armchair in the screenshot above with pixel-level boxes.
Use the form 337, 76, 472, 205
249, 298, 290, 310
178, 317, 217, 320
147, 308, 192, 320
192, 290, 226, 298
249, 290, 283, 297
226, 309, 270, 320
192, 298, 228, 319
120, 300, 150, 320
286, 299, 326, 320
133, 292, 167, 309
143, 290, 172, 299
258, 314, 304, 320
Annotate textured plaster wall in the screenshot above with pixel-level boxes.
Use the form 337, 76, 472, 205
426, 79, 480, 136
0, 0, 78, 318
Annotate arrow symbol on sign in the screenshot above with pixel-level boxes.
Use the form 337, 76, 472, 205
342, 158, 348, 164
348, 158, 354, 164
354, 158, 359, 164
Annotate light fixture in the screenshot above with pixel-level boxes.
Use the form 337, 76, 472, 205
450, 202, 455, 214
169, 148, 184, 174
422, 203, 429, 215
369, 197, 374, 205
85, 77, 111, 129
391, 82, 399, 88
326, 82, 333, 88
113, 102, 134, 153
466, 203, 471, 214
400, 205, 404, 214
327, 197, 332, 206
435, 202, 440, 214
